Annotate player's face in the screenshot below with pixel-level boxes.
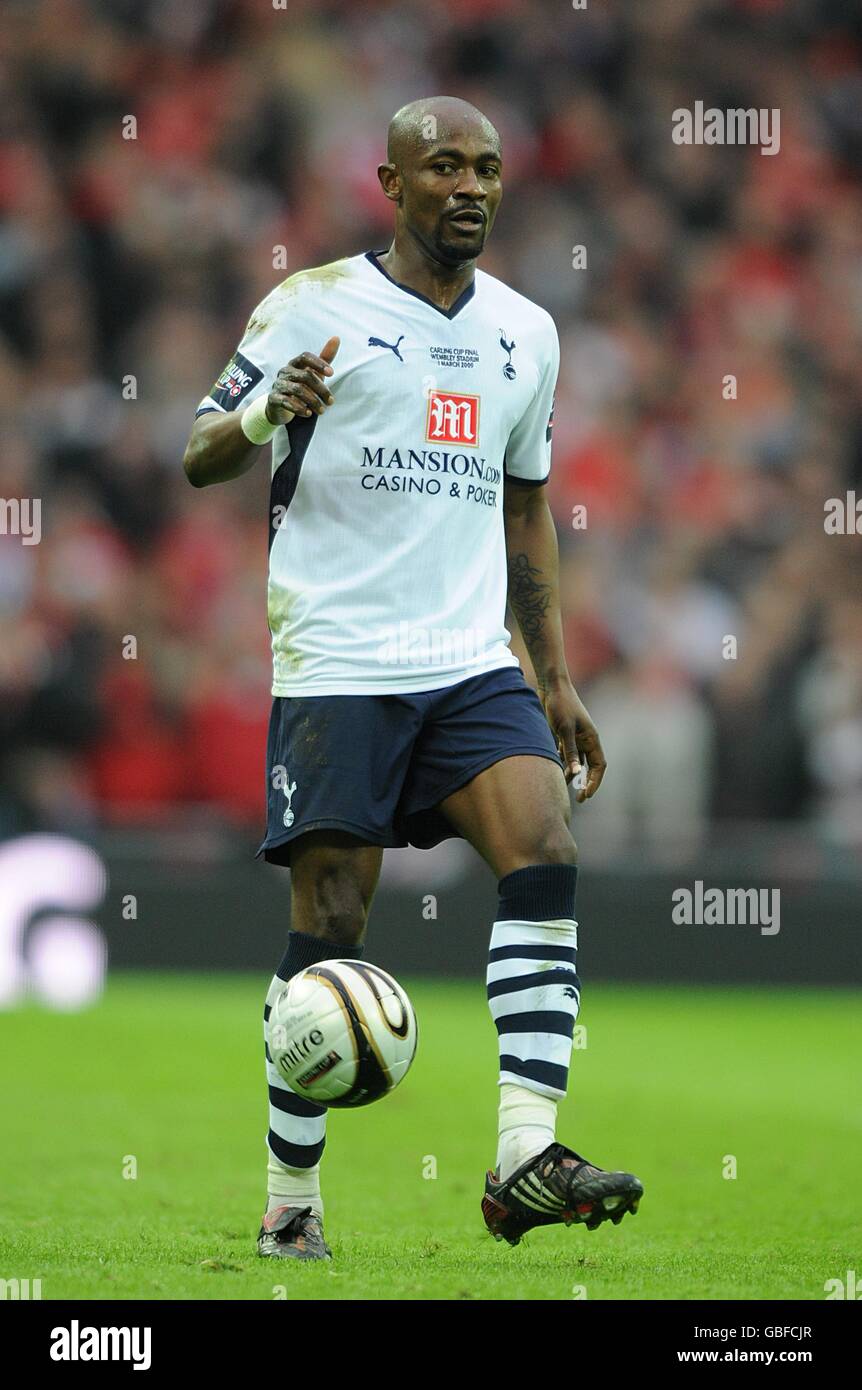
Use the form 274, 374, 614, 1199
402, 134, 502, 265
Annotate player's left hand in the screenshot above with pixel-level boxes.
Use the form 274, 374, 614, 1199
539, 678, 607, 802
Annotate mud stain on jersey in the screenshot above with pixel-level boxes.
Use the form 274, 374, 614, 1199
245, 259, 351, 335
268, 585, 303, 677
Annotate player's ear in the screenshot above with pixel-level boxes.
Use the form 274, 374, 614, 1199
377, 163, 402, 202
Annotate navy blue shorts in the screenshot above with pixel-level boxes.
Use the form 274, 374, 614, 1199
257, 666, 562, 865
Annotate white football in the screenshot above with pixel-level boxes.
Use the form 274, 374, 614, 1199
268, 959, 418, 1107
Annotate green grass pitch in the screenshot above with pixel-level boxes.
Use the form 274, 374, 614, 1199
1, 975, 859, 1301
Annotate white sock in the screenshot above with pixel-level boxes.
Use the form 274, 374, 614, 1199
266, 1161, 323, 1219
496, 1081, 557, 1181
264, 964, 327, 1220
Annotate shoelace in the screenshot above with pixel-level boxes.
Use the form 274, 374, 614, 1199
277, 1205, 314, 1238
541, 1146, 596, 1199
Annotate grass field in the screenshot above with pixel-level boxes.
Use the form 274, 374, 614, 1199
1, 975, 859, 1301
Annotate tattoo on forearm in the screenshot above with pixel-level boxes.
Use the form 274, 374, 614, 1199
508, 551, 552, 649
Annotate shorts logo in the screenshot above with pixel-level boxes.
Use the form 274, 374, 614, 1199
425, 390, 480, 447
210, 350, 264, 412
282, 777, 298, 827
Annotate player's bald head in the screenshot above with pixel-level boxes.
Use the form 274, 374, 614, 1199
378, 95, 503, 266
386, 96, 500, 167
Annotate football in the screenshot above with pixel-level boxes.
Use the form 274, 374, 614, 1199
268, 959, 418, 1107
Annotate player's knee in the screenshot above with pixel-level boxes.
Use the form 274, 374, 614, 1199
531, 824, 578, 867
501, 825, 578, 874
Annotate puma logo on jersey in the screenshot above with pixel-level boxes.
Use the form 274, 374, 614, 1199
369, 334, 405, 361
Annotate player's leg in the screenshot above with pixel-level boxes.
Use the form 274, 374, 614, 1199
440, 752, 642, 1243
440, 748, 576, 877
260, 831, 383, 1260
440, 752, 578, 1169
256, 686, 423, 1258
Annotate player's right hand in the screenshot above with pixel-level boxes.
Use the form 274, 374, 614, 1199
265, 337, 340, 424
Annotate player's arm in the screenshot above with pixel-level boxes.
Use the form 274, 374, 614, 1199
503, 478, 569, 691
183, 410, 264, 488
503, 481, 606, 800
183, 339, 339, 488
502, 317, 606, 799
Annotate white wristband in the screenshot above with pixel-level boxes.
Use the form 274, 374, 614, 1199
241, 394, 290, 444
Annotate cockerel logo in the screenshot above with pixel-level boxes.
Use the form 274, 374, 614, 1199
499, 329, 517, 379
282, 778, 298, 827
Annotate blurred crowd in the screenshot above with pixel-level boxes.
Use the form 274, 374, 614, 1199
1, 0, 861, 855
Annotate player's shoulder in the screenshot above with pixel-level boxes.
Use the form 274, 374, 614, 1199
476, 267, 558, 345
247, 255, 364, 328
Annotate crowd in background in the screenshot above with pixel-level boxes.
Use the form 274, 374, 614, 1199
1, 0, 860, 855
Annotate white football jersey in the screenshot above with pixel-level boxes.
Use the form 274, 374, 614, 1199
196, 251, 559, 696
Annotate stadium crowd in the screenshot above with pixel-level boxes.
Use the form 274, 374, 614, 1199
1, 0, 860, 854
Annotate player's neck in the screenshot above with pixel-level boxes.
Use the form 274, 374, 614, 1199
377, 239, 475, 313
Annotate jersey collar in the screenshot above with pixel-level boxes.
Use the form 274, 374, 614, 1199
364, 250, 476, 320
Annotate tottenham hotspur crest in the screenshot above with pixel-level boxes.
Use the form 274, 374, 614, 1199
282, 777, 298, 827
499, 330, 516, 379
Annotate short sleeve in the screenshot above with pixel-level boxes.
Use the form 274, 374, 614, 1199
194, 293, 289, 418
503, 318, 560, 485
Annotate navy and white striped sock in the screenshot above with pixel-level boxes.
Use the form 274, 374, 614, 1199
487, 864, 580, 1178
264, 930, 363, 1215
